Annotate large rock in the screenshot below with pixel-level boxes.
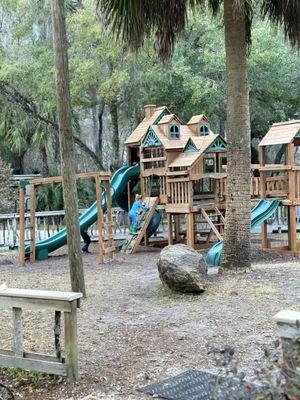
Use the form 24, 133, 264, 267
157, 244, 206, 293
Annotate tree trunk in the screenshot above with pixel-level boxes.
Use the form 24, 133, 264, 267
221, 0, 251, 271
97, 100, 105, 166
40, 145, 49, 176
50, 0, 86, 296
109, 98, 119, 170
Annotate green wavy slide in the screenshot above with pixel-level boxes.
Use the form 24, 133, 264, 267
206, 199, 281, 267
24, 165, 161, 261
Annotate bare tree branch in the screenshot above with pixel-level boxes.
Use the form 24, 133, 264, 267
0, 80, 104, 170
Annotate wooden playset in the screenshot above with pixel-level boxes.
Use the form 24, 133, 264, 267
17, 104, 300, 262
18, 172, 115, 266
125, 105, 300, 256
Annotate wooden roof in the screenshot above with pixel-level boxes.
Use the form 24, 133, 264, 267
168, 152, 201, 168
125, 106, 168, 145
158, 114, 182, 125
169, 133, 219, 168
151, 125, 197, 150
188, 134, 218, 152
259, 120, 300, 146
187, 114, 209, 125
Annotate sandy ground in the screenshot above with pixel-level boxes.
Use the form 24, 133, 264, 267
0, 241, 299, 400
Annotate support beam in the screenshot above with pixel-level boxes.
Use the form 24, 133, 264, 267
64, 301, 78, 381
29, 184, 36, 263
95, 177, 104, 263
13, 307, 23, 357
18, 186, 26, 267
167, 214, 173, 245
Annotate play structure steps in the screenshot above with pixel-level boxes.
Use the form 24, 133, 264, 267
200, 207, 224, 242
122, 197, 159, 254
101, 221, 115, 259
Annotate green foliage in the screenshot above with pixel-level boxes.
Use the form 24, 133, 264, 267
0, 0, 299, 171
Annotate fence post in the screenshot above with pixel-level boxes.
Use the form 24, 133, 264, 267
273, 310, 300, 398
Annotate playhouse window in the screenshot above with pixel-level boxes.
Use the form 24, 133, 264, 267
199, 124, 209, 136
219, 155, 227, 172
169, 124, 180, 139
203, 157, 215, 173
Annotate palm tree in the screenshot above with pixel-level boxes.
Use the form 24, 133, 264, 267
97, 0, 299, 270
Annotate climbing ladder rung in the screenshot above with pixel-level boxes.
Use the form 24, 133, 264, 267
103, 246, 115, 254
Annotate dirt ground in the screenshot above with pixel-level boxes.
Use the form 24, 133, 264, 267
0, 240, 299, 400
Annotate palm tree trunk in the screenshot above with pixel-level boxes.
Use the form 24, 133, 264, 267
109, 98, 119, 170
51, 0, 86, 296
221, 0, 251, 271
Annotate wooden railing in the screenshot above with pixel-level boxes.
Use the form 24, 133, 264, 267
0, 208, 129, 248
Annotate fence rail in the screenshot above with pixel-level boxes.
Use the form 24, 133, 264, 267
0, 208, 129, 248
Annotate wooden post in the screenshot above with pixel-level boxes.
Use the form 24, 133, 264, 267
259, 146, 268, 249
273, 310, 300, 398
105, 179, 114, 261
174, 215, 180, 243
13, 307, 23, 357
29, 183, 36, 263
18, 185, 26, 266
167, 213, 173, 245
95, 177, 104, 264
187, 213, 194, 248
64, 301, 78, 381
288, 143, 296, 202
288, 206, 297, 255
54, 311, 62, 361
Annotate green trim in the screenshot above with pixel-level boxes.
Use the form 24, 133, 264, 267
184, 138, 198, 152
153, 110, 169, 124
168, 124, 180, 139
203, 156, 216, 173
199, 124, 210, 136
142, 127, 162, 147
205, 136, 227, 152
20, 180, 29, 189
295, 130, 300, 138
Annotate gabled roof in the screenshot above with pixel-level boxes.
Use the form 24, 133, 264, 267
259, 120, 300, 146
170, 134, 226, 169
151, 125, 191, 149
187, 114, 209, 125
158, 113, 183, 125
184, 134, 217, 153
125, 106, 169, 145
169, 152, 201, 168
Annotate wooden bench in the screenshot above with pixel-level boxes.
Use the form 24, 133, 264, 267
0, 284, 82, 381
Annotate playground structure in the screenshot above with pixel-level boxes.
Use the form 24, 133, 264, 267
17, 104, 300, 266
124, 105, 300, 263
18, 172, 115, 265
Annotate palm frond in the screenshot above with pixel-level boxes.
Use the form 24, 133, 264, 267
97, 0, 213, 60
261, 0, 300, 48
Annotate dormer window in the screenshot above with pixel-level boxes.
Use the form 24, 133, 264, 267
199, 124, 209, 136
169, 124, 180, 139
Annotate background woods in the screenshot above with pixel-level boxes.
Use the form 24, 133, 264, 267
0, 0, 299, 175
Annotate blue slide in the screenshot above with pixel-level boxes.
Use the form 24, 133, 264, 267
206, 199, 281, 267
24, 165, 161, 260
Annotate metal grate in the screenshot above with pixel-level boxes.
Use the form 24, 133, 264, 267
137, 369, 256, 400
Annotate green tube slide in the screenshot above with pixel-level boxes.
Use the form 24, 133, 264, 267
24, 165, 161, 261
206, 199, 281, 267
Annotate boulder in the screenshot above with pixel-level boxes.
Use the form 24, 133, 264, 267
157, 244, 206, 293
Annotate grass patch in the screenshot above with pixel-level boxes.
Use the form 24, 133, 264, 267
0, 367, 59, 389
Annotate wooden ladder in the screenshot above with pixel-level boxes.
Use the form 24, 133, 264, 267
101, 220, 115, 261
122, 197, 159, 254
200, 206, 225, 242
